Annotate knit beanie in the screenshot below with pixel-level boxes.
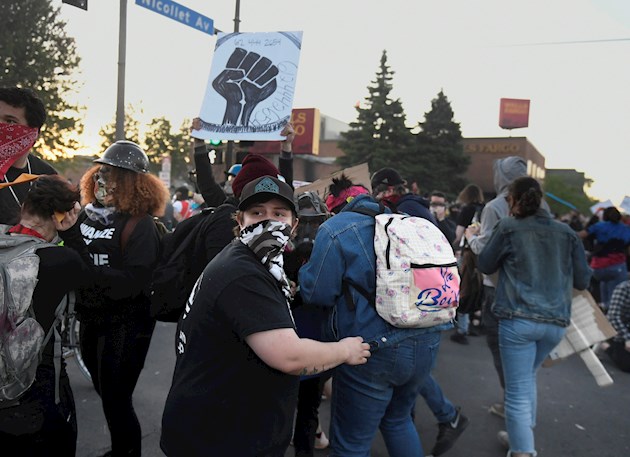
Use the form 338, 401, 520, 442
231, 154, 281, 198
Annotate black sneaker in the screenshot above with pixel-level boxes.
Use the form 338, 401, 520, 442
430, 407, 470, 456
450, 332, 469, 345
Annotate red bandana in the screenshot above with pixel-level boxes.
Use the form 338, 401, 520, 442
8, 224, 46, 240
0, 122, 39, 180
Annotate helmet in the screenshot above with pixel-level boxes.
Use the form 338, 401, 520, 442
296, 191, 328, 218
225, 164, 242, 177
94, 140, 150, 173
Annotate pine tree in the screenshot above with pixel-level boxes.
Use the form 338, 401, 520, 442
1, 0, 84, 158
337, 50, 412, 173
411, 90, 470, 196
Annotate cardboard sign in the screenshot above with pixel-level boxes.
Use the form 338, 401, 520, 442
547, 290, 617, 386
248, 108, 321, 155
292, 163, 371, 197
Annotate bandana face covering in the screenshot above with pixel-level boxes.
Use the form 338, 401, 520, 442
84, 203, 117, 226
0, 122, 39, 179
240, 219, 294, 301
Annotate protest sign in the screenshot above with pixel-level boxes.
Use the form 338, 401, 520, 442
193, 31, 303, 142
292, 163, 371, 197
546, 290, 617, 386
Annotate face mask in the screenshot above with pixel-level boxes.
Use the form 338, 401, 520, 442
240, 219, 294, 302
240, 219, 292, 262
0, 122, 39, 179
94, 175, 109, 206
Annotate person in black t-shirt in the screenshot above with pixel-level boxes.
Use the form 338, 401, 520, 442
161, 176, 370, 457
76, 141, 169, 457
0, 87, 57, 225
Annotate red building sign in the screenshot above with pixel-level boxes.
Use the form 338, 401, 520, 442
248, 108, 321, 155
499, 98, 530, 130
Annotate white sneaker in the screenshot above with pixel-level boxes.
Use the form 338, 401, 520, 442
314, 429, 329, 450
497, 430, 510, 449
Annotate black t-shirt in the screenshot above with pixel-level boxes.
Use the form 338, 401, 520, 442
161, 241, 299, 457
456, 203, 483, 228
76, 212, 160, 323
0, 155, 57, 225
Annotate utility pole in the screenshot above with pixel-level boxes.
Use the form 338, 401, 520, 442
224, 0, 241, 168
115, 0, 127, 141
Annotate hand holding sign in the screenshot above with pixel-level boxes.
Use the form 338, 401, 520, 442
212, 47, 279, 126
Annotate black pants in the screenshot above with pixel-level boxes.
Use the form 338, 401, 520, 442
293, 376, 328, 457
482, 285, 505, 389
606, 340, 630, 373
0, 368, 77, 456
81, 316, 155, 457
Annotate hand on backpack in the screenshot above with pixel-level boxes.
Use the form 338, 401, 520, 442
54, 201, 82, 232
339, 336, 371, 366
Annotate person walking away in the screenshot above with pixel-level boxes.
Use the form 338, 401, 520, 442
477, 177, 591, 457
0, 87, 57, 225
451, 183, 485, 343
76, 140, 169, 457
0, 176, 93, 456
160, 176, 370, 457
578, 206, 630, 311
465, 156, 532, 418
299, 174, 452, 457
370, 169, 469, 457
600, 280, 630, 372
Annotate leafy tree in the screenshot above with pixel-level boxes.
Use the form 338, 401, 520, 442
1, 0, 84, 158
144, 117, 192, 181
98, 104, 142, 151
411, 90, 470, 197
543, 174, 598, 216
337, 50, 413, 172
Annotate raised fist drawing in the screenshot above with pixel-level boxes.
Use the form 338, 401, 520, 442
212, 48, 279, 126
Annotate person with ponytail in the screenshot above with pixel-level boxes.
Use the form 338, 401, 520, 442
477, 176, 591, 457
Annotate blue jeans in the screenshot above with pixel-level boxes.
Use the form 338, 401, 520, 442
455, 312, 470, 334
418, 375, 456, 423
329, 331, 441, 457
499, 318, 565, 455
593, 263, 628, 310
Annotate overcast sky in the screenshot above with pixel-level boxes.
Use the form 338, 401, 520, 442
58, 0, 630, 205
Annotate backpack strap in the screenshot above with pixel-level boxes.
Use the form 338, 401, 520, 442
349, 201, 386, 218
342, 280, 375, 311
46, 291, 74, 404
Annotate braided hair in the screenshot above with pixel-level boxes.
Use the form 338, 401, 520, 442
508, 176, 542, 218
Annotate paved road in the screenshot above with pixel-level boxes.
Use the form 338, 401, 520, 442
68, 322, 630, 456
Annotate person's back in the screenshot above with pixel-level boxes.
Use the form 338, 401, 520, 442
299, 177, 451, 457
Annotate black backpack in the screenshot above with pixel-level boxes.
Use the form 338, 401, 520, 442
149, 204, 236, 322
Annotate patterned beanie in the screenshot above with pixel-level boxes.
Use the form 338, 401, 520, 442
231, 154, 281, 198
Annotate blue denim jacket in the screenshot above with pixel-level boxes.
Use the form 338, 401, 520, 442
299, 194, 449, 349
477, 208, 592, 326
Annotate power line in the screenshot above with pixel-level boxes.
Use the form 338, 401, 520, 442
495, 37, 630, 47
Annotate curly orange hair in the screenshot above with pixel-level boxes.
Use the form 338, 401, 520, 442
80, 165, 170, 217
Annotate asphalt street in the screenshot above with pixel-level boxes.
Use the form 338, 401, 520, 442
68, 321, 630, 457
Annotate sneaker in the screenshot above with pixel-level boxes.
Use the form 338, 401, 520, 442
314, 430, 329, 450
450, 332, 469, 345
497, 430, 510, 449
489, 402, 506, 419
430, 406, 470, 456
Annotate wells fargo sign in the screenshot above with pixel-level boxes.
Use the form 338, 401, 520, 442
499, 98, 530, 130
248, 108, 321, 155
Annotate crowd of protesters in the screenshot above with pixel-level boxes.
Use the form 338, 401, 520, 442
1, 86, 629, 457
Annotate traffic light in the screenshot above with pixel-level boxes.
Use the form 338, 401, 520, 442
208, 139, 224, 164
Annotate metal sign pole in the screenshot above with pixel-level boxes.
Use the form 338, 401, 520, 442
224, 0, 241, 168
115, 0, 127, 141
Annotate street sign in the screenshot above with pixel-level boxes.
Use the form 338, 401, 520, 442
135, 0, 214, 36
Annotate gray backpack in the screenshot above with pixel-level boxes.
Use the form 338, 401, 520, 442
0, 227, 70, 407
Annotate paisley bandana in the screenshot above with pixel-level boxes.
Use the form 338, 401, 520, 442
84, 203, 117, 226
239, 219, 294, 302
0, 123, 39, 180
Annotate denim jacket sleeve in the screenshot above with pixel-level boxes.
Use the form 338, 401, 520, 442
571, 232, 592, 290
298, 224, 344, 308
476, 221, 508, 275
